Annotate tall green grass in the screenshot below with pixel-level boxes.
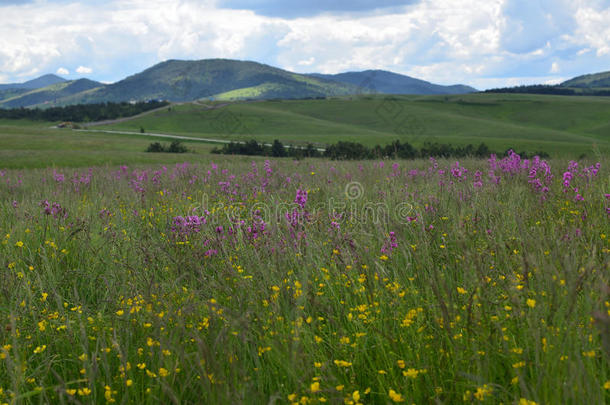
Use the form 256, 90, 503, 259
0, 155, 608, 404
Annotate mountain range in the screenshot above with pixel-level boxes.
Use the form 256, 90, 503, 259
1, 59, 608, 108
0, 59, 477, 108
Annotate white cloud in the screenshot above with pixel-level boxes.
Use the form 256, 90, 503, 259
543, 77, 566, 85
569, 5, 610, 56
550, 62, 559, 73
56, 67, 69, 75
469, 75, 566, 90
76, 66, 93, 74
0, 0, 608, 88
297, 57, 315, 66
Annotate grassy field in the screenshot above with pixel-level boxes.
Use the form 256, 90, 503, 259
1, 93, 609, 169
96, 94, 610, 157
0, 120, 219, 169
0, 153, 608, 404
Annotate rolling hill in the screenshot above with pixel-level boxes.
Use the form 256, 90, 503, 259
1, 93, 608, 169
310, 70, 477, 95
92, 93, 610, 156
561, 70, 610, 88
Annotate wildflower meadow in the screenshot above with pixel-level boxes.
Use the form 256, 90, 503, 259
0, 152, 608, 404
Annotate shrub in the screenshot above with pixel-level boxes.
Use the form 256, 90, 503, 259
146, 142, 166, 153
146, 141, 188, 153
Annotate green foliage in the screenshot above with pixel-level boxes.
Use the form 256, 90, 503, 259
146, 140, 189, 153
146, 142, 165, 153
167, 141, 188, 153
0, 101, 169, 122
213, 139, 537, 160
324, 141, 371, 160
485, 85, 610, 96
271, 139, 287, 157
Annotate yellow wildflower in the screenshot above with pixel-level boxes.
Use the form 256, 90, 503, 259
388, 389, 405, 402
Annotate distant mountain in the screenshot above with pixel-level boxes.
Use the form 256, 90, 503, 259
63, 59, 360, 104
310, 70, 477, 95
0, 79, 103, 108
0, 74, 66, 91
0, 59, 478, 108
561, 71, 610, 88
0, 88, 30, 101
485, 69, 610, 96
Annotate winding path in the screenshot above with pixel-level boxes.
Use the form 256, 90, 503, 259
74, 128, 233, 144
73, 128, 326, 152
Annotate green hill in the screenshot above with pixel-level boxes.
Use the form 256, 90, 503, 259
70, 59, 361, 103
0, 79, 103, 108
310, 70, 477, 94
561, 70, 610, 88
94, 93, 610, 156
1, 93, 608, 168
0, 88, 30, 101
486, 69, 610, 96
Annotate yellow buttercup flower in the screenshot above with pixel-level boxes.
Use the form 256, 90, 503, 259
388, 389, 404, 403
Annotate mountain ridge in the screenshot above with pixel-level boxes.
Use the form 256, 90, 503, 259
309, 69, 477, 95
0, 74, 66, 91
0, 78, 103, 108
6, 59, 607, 108
73, 59, 362, 103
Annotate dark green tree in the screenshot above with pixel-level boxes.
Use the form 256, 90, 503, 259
271, 139, 287, 157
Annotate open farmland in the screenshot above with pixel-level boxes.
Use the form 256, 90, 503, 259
0, 153, 608, 404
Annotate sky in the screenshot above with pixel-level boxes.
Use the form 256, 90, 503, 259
0, 0, 609, 89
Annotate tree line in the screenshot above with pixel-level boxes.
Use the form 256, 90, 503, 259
0, 101, 169, 122
211, 139, 549, 160
484, 85, 610, 96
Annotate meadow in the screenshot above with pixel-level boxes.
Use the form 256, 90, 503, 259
0, 120, 216, 169
0, 151, 608, 404
2, 93, 609, 170
96, 94, 610, 157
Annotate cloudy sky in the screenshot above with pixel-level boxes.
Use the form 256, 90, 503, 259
1, 0, 609, 89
